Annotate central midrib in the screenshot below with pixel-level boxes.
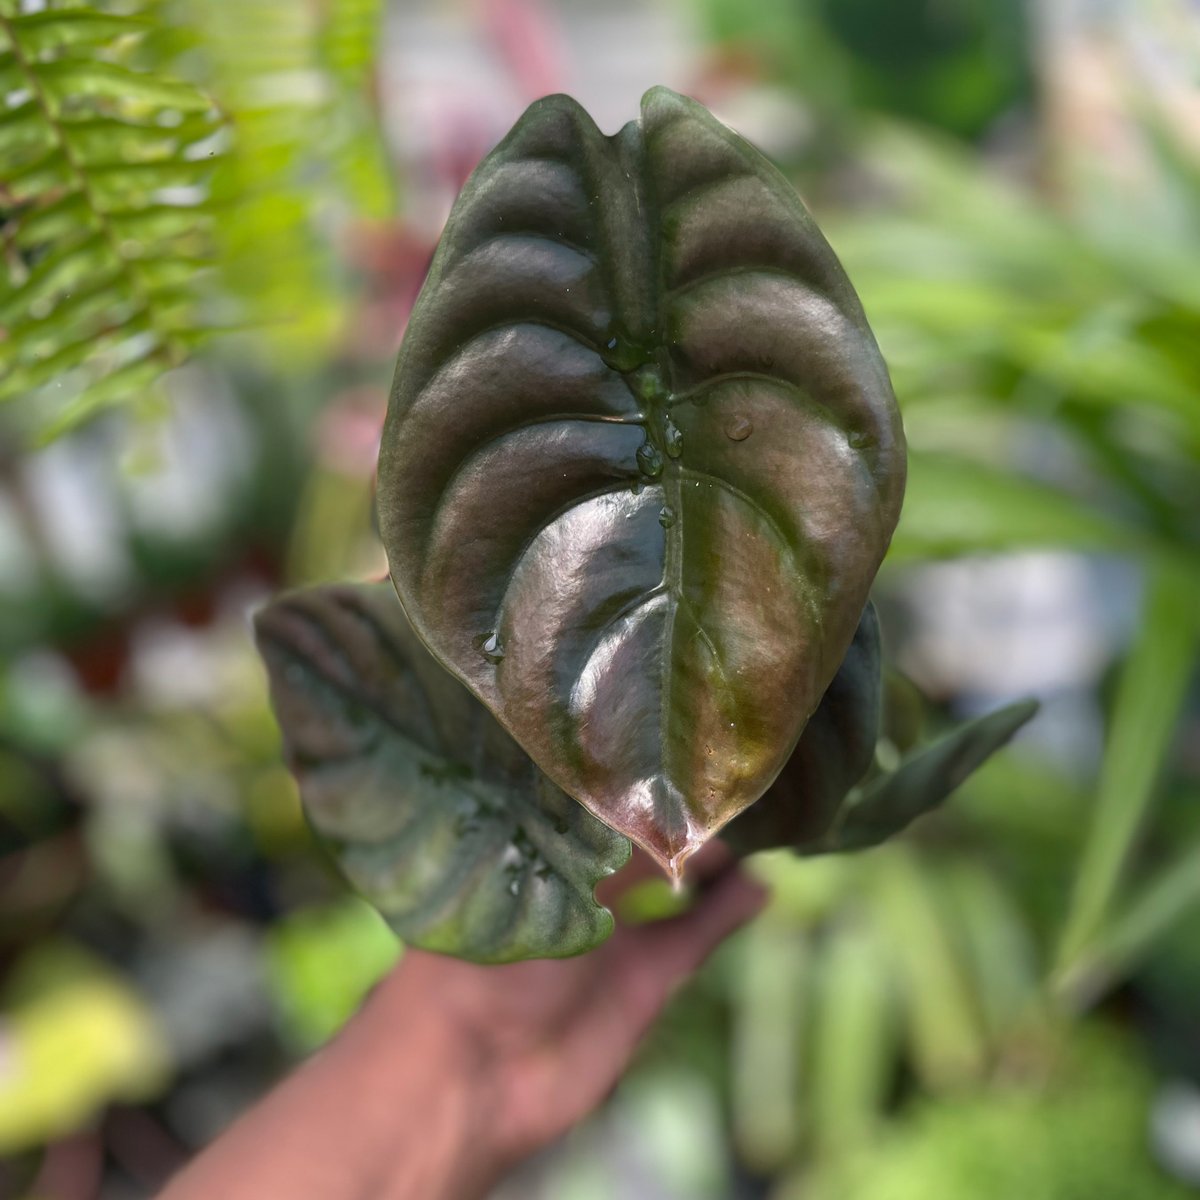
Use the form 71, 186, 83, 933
602, 118, 691, 828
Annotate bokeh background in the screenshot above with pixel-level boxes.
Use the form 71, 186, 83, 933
1, 0, 1198, 1196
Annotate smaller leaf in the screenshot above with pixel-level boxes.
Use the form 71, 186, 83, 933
4, 148, 74, 200
255, 582, 631, 963
868, 849, 988, 1086
0, 55, 21, 97
0, 99, 55, 160
725, 603, 882, 856
891, 453, 1142, 561
0, 318, 152, 403
808, 921, 894, 1157
34, 352, 166, 442
831, 700, 1039, 853
63, 114, 221, 165
12, 192, 96, 250
88, 157, 216, 203
109, 202, 216, 243
133, 255, 215, 290
37, 60, 212, 114
0, 232, 115, 325
3, 270, 131, 345
8, 11, 149, 54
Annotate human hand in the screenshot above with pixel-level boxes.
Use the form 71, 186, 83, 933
378, 844, 766, 1171
160, 844, 765, 1200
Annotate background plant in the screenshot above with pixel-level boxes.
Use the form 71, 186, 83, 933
0, 0, 1197, 1196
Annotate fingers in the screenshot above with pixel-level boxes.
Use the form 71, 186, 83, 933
482, 862, 768, 1151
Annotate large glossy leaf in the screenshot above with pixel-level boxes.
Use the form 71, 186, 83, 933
254, 582, 630, 963
724, 602, 882, 856
378, 87, 905, 877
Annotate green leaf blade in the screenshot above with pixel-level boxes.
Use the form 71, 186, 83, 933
834, 699, 1039, 853
255, 582, 630, 964
37, 60, 212, 113
8, 10, 150, 54
1055, 564, 1200, 973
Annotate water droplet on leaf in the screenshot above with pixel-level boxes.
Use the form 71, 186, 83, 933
658, 505, 676, 529
725, 415, 753, 441
480, 631, 504, 663
664, 417, 684, 458
636, 441, 663, 478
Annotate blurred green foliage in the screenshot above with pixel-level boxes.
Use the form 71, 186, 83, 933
0, 0, 1197, 1195
803, 1029, 1193, 1200
0, 0, 393, 439
0, 0, 224, 439
695, 0, 1033, 139
0, 943, 169, 1153
266, 899, 400, 1051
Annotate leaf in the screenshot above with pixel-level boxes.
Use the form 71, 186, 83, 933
33, 352, 167, 443
808, 921, 895, 1157
0, 5, 226, 437
109, 202, 218, 243
0, 100, 55, 160
62, 113, 221, 166
730, 921, 808, 1170
1056, 838, 1200, 1008
724, 602, 882, 856
254, 581, 631, 963
889, 453, 1143, 563
0, 320, 152, 403
7, 10, 150, 54
0, 232, 115, 325
12, 192, 96, 250
1055, 563, 1200, 974
37, 60, 212, 113
4, 148, 74, 200
378, 87, 905, 877
868, 849, 988, 1087
831, 699, 1039, 853
87, 157, 217, 203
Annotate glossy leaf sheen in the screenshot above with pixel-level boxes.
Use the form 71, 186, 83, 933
724, 602, 882, 856
255, 582, 630, 964
378, 87, 905, 876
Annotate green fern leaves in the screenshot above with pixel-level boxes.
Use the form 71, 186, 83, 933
0, 0, 394, 440
0, 1, 224, 439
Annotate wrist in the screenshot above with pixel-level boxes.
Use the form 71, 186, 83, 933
340, 962, 509, 1200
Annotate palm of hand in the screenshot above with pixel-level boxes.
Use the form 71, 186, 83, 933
385, 846, 764, 1159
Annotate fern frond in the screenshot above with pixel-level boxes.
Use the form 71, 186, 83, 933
0, 0, 223, 440
185, 0, 395, 354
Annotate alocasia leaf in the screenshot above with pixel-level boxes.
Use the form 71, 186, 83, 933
829, 699, 1039, 853
254, 581, 631, 964
377, 86, 906, 878
724, 602, 882, 856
